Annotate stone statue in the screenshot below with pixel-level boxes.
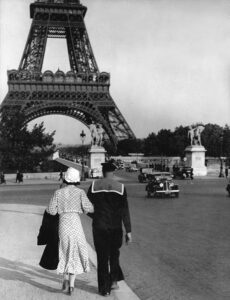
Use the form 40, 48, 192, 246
89, 121, 104, 146
188, 125, 204, 146
89, 121, 99, 146
97, 123, 105, 147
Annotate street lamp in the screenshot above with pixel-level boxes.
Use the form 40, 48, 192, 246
80, 130, 86, 181
219, 133, 224, 178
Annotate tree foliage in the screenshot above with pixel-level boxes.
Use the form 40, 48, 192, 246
144, 133, 159, 155
116, 124, 230, 157
117, 138, 144, 155
1, 107, 229, 171
0, 109, 56, 172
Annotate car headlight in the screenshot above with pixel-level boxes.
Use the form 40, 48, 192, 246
159, 183, 163, 188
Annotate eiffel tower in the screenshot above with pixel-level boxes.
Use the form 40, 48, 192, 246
1, 0, 135, 147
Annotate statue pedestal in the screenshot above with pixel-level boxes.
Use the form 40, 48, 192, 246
88, 146, 107, 178
185, 145, 207, 176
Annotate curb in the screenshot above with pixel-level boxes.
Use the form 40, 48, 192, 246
87, 243, 140, 300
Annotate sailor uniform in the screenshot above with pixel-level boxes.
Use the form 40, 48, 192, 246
87, 178, 131, 295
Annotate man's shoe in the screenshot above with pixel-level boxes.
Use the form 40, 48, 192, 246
111, 281, 119, 290
99, 291, 110, 297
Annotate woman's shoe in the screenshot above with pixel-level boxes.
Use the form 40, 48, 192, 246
68, 287, 74, 296
62, 280, 69, 292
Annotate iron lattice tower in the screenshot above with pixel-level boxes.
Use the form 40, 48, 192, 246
1, 0, 135, 147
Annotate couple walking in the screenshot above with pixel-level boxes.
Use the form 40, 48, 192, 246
39, 162, 132, 297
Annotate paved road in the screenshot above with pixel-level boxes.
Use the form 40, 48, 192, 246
0, 172, 229, 300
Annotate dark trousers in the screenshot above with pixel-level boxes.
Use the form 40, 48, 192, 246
93, 227, 124, 294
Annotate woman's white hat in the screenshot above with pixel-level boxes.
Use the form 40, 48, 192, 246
65, 167, 80, 183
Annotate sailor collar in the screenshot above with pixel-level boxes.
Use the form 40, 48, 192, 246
91, 180, 124, 195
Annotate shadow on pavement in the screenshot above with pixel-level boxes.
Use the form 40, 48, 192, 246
0, 257, 98, 295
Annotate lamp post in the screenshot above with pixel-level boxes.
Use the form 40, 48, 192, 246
219, 133, 224, 178
80, 130, 86, 181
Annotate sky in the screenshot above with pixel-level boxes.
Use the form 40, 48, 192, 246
0, 0, 230, 144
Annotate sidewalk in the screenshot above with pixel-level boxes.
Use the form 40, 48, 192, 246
0, 203, 139, 300
1, 179, 59, 186
0, 174, 131, 186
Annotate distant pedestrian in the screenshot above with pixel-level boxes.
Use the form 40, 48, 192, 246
190, 168, 194, 180
16, 171, 20, 183
16, 171, 23, 183
19, 172, 23, 183
0, 172, 6, 184
59, 171, 63, 181
225, 167, 229, 178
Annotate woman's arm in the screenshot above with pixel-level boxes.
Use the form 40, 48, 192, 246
81, 190, 94, 214
46, 191, 58, 215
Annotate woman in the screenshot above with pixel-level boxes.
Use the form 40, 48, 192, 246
47, 167, 94, 295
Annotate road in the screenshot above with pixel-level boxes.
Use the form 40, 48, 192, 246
0, 172, 229, 300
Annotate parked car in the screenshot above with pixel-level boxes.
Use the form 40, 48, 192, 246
118, 163, 125, 169
138, 172, 148, 183
131, 166, 139, 172
138, 168, 154, 183
173, 166, 193, 179
146, 172, 179, 198
126, 165, 139, 172
114, 160, 125, 170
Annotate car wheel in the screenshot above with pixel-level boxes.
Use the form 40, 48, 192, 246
147, 191, 151, 198
175, 192, 179, 198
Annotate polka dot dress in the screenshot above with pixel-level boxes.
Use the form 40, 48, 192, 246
47, 185, 94, 275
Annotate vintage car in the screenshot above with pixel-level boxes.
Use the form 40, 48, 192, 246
173, 166, 193, 179
138, 168, 154, 183
126, 165, 139, 172
146, 172, 179, 198
226, 183, 230, 197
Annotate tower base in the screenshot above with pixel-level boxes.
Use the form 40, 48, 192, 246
88, 146, 106, 178
185, 145, 207, 176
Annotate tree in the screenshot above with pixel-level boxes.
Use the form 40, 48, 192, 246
144, 133, 159, 155
117, 138, 144, 156
173, 126, 189, 157
103, 140, 117, 156
0, 109, 55, 172
223, 124, 230, 158
157, 129, 175, 156
202, 124, 223, 157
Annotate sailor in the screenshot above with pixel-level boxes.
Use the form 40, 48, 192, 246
87, 162, 132, 297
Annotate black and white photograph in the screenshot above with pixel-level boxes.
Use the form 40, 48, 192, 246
0, 0, 230, 299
